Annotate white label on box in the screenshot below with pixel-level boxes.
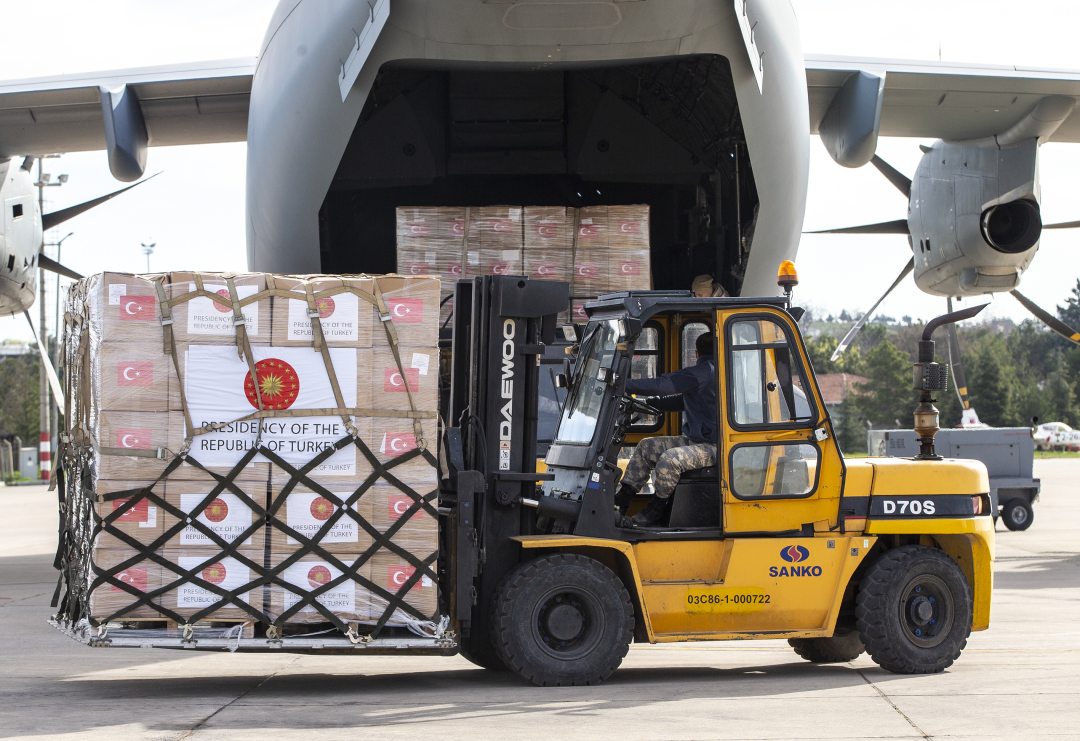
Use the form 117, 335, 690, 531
179, 493, 252, 545
502, 250, 518, 262
140, 506, 158, 528
422, 574, 434, 588
467, 251, 480, 266
410, 352, 430, 377
286, 292, 360, 342
285, 492, 358, 545
176, 556, 251, 608
108, 284, 126, 306
185, 345, 358, 476
282, 560, 354, 613
186, 283, 260, 335
509, 207, 522, 220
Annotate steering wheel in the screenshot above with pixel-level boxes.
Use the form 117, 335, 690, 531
619, 395, 660, 420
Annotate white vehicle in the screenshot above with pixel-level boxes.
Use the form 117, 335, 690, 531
1033, 422, 1080, 452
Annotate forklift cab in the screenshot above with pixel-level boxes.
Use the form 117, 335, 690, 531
539, 290, 844, 539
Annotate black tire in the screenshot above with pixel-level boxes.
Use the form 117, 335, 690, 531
856, 545, 972, 674
492, 553, 634, 686
1002, 499, 1034, 531
459, 634, 507, 671
789, 630, 865, 663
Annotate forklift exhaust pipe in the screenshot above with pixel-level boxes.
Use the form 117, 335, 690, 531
913, 303, 988, 459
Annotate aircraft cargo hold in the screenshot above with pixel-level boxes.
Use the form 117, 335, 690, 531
55, 271, 441, 640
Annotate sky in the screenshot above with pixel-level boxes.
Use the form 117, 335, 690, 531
0, 0, 1078, 342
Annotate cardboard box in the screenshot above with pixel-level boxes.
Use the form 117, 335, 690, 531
373, 275, 441, 348
160, 481, 264, 550
96, 342, 173, 413
87, 547, 162, 620
523, 248, 573, 284
180, 344, 358, 480
570, 248, 651, 297
366, 552, 438, 623
168, 272, 271, 345
524, 206, 575, 252
466, 206, 523, 250
575, 205, 649, 251
367, 346, 438, 414
92, 480, 168, 552
86, 273, 165, 346
269, 275, 376, 348
94, 411, 174, 482
158, 548, 265, 621
266, 486, 375, 554
267, 553, 371, 623
365, 481, 439, 554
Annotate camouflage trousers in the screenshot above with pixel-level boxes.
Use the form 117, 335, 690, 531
621, 436, 717, 499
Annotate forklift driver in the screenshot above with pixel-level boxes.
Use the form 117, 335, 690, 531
615, 332, 718, 527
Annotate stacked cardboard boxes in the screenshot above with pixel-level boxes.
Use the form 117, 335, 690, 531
74, 271, 440, 631
396, 204, 651, 322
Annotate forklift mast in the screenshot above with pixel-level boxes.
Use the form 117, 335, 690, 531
444, 276, 569, 644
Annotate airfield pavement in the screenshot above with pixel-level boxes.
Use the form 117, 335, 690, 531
0, 459, 1077, 740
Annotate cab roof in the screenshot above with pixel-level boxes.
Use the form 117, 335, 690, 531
583, 290, 792, 323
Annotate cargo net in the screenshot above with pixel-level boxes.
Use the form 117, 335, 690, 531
53, 273, 445, 644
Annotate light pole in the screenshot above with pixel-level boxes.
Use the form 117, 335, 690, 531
34, 156, 67, 481
48, 231, 74, 459
141, 241, 156, 273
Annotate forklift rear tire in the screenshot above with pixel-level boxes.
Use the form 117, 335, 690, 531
856, 545, 971, 674
788, 630, 865, 663
1002, 499, 1033, 531
492, 553, 634, 686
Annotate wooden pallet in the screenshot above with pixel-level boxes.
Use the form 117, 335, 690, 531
107, 617, 256, 639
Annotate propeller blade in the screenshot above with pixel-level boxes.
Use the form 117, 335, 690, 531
41, 172, 160, 232
37, 253, 83, 281
24, 310, 65, 417
1043, 220, 1080, 229
871, 155, 912, 198
830, 257, 915, 361
1010, 289, 1080, 344
805, 219, 909, 235
945, 297, 981, 427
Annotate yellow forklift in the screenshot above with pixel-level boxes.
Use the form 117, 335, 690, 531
445, 271, 994, 686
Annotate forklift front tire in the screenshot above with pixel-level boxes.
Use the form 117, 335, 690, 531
788, 630, 865, 664
856, 545, 972, 674
492, 553, 634, 686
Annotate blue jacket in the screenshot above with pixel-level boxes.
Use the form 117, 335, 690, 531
626, 357, 718, 444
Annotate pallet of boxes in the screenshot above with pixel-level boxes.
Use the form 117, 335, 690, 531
396, 204, 651, 323
53, 271, 444, 647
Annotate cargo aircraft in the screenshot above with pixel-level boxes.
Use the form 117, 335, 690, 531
2, 0, 1079, 364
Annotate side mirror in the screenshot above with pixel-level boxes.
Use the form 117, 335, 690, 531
554, 373, 569, 389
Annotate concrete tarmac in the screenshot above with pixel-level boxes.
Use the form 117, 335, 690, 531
1, 460, 1077, 740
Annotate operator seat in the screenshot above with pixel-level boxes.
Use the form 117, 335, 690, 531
668, 466, 721, 528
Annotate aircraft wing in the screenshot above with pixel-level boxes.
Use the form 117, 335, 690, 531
0, 58, 255, 164
807, 55, 1080, 146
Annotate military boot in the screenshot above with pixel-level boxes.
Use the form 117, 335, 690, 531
630, 495, 669, 527
613, 484, 637, 516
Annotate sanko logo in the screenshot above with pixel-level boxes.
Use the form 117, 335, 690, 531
770, 545, 822, 577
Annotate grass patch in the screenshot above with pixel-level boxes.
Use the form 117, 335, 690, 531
1034, 450, 1080, 459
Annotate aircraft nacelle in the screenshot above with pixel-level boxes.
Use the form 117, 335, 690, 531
0, 158, 42, 317
909, 137, 1042, 297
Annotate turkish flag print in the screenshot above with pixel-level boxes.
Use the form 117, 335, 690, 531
116, 361, 154, 387
117, 295, 156, 321
113, 566, 148, 592
112, 498, 150, 523
387, 298, 424, 324
115, 428, 152, 450
384, 367, 420, 393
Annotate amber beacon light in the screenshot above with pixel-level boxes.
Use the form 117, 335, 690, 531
777, 260, 799, 301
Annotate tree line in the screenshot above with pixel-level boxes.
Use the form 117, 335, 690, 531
804, 279, 1080, 454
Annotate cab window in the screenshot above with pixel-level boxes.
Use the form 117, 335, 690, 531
727, 316, 815, 429
730, 443, 819, 498
629, 324, 662, 430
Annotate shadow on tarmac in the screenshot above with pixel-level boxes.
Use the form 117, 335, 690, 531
993, 551, 1080, 590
